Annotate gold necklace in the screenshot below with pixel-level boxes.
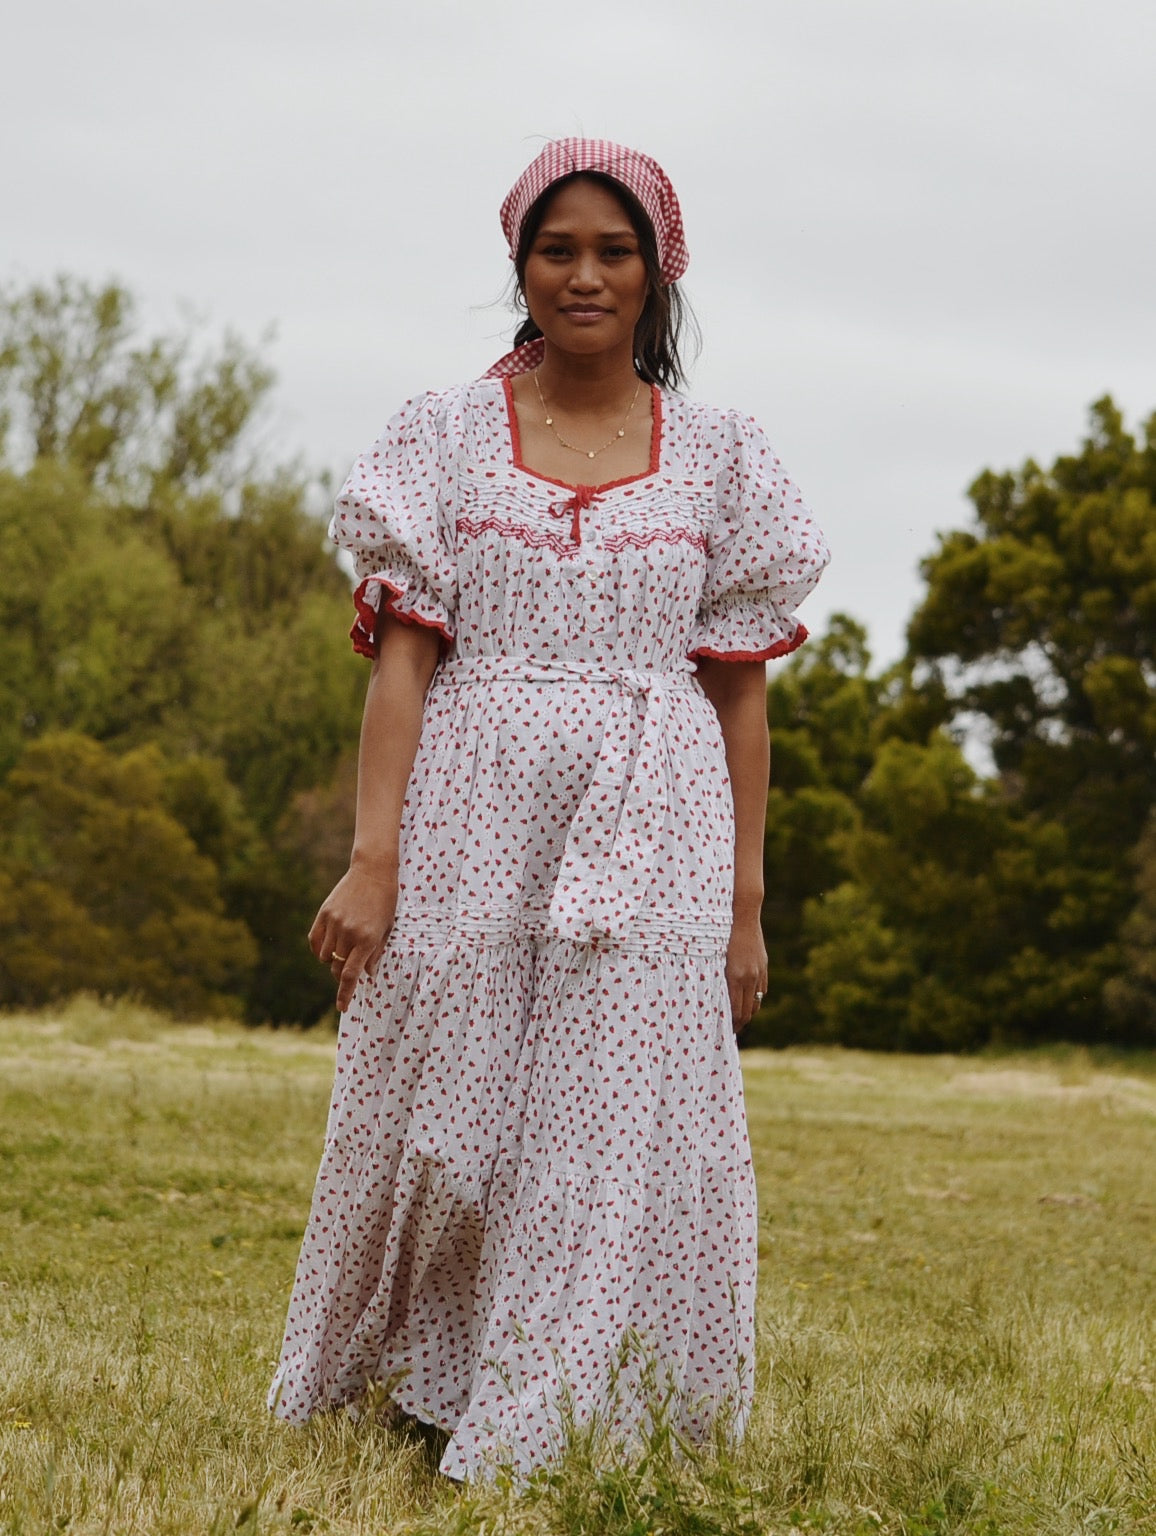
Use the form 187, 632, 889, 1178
533, 369, 642, 460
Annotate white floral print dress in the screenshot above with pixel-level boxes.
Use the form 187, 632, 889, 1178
268, 377, 829, 1481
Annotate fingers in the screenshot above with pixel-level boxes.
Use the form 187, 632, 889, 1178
307, 911, 328, 963
725, 919, 768, 1035
310, 868, 399, 1010
320, 936, 362, 1015
309, 911, 352, 967
313, 926, 347, 968
334, 948, 369, 1014
320, 926, 394, 1013
728, 973, 768, 1034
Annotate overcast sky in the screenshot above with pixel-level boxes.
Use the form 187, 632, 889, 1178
4, 0, 1154, 666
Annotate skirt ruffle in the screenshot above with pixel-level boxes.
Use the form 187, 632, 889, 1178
269, 927, 756, 1480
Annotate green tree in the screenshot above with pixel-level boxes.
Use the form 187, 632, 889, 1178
754, 616, 876, 1045
800, 733, 1112, 1050
1104, 809, 1156, 1043
0, 734, 256, 1015
905, 397, 1156, 1040
0, 459, 196, 766
0, 278, 368, 1021
230, 754, 360, 1026
0, 276, 272, 495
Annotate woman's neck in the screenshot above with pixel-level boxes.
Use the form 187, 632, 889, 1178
534, 342, 640, 415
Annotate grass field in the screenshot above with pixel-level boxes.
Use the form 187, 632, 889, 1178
1, 998, 1153, 1535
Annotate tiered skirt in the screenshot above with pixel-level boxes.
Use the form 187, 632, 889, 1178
269, 914, 757, 1481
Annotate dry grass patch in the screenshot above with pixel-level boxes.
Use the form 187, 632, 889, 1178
1, 1001, 1153, 1534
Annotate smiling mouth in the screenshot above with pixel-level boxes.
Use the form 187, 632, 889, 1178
561, 305, 611, 318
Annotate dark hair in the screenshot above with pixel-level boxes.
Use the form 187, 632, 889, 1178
512, 171, 698, 391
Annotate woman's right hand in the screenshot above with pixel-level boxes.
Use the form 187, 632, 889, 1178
309, 860, 399, 1013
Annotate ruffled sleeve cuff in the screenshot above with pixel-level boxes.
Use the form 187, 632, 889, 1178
688, 591, 809, 663
350, 562, 455, 659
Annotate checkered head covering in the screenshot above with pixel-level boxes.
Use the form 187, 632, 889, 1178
484, 137, 689, 380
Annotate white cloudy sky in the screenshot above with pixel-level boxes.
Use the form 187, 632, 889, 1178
4, 0, 1154, 666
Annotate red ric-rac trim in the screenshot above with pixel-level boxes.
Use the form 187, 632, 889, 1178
457, 514, 575, 559
502, 376, 663, 493
351, 575, 453, 658
690, 624, 809, 664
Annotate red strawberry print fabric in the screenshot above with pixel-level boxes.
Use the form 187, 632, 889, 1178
268, 378, 829, 1480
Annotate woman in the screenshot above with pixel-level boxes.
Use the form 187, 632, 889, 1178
269, 138, 829, 1481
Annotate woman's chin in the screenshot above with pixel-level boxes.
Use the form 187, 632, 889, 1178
541, 330, 631, 364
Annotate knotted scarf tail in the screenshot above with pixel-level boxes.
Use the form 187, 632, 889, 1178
482, 339, 546, 380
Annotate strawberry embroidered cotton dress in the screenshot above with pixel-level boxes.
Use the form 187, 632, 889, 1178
269, 377, 829, 1481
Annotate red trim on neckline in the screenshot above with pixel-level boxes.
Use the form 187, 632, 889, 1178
501, 375, 663, 494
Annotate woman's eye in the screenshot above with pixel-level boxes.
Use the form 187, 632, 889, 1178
540, 245, 571, 258
604, 246, 635, 260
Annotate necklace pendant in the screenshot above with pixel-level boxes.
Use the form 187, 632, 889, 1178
533, 366, 643, 467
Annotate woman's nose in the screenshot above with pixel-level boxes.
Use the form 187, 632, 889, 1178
568, 253, 604, 289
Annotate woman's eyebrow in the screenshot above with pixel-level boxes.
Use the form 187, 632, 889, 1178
535, 226, 638, 241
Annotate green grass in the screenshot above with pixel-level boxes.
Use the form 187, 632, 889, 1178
1, 997, 1154, 1534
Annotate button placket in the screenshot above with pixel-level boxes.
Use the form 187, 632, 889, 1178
552, 484, 606, 637
582, 494, 606, 634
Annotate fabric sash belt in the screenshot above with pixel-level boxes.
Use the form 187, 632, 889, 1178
434, 654, 700, 945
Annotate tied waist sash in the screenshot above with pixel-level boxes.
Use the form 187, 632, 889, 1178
433, 654, 700, 945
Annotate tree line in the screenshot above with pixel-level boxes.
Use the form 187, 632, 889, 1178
0, 278, 1152, 1044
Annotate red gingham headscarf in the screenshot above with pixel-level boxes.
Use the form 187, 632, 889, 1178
484, 137, 689, 380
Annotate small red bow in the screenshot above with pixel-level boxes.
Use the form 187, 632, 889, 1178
551, 483, 598, 545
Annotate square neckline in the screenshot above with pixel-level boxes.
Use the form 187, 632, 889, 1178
501, 376, 663, 495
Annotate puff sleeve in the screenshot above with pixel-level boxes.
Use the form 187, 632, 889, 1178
688, 411, 830, 662
330, 391, 458, 657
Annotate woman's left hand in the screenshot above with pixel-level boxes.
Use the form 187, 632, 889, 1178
726, 911, 768, 1033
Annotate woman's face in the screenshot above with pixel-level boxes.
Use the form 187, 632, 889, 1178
521, 177, 649, 365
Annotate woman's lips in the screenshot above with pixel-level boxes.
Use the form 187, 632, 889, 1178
560, 307, 610, 325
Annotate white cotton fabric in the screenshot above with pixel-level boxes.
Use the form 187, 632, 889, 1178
269, 378, 829, 1481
